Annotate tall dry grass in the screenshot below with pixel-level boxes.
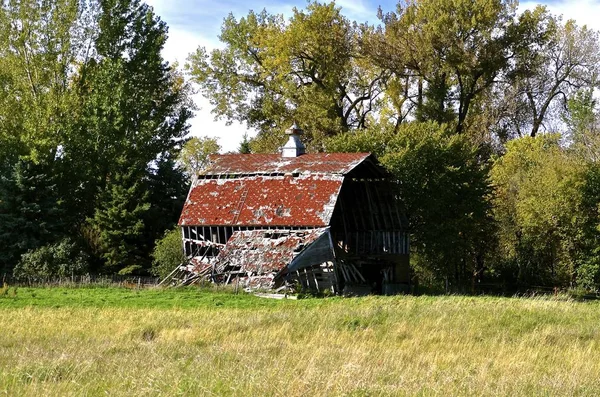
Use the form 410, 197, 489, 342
1, 292, 600, 395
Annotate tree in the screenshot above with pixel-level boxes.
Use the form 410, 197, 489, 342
74, 0, 193, 273
187, 2, 386, 151
238, 133, 252, 154
577, 164, 600, 291
0, 0, 87, 273
0, 0, 194, 276
490, 134, 585, 287
13, 238, 89, 280
0, 158, 67, 274
564, 89, 600, 161
178, 136, 220, 178
92, 157, 149, 274
327, 121, 494, 291
0, 0, 82, 163
499, 16, 600, 138
144, 156, 189, 248
370, 0, 533, 135
151, 227, 186, 279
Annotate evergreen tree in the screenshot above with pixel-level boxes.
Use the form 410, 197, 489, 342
74, 0, 193, 272
0, 159, 66, 274
239, 133, 252, 154
144, 156, 189, 248
92, 156, 150, 274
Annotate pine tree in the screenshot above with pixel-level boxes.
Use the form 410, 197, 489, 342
144, 156, 189, 248
92, 156, 150, 273
0, 159, 66, 274
78, 0, 193, 272
239, 133, 252, 154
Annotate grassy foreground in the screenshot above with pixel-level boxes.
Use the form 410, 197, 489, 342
1, 287, 600, 396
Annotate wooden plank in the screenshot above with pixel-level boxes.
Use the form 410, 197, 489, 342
372, 182, 390, 230
338, 197, 350, 251
255, 293, 298, 300
349, 263, 366, 283
364, 182, 379, 231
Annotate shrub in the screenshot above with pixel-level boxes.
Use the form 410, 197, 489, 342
13, 238, 89, 279
576, 259, 600, 293
151, 228, 186, 279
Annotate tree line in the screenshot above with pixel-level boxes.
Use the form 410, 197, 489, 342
0, 0, 194, 277
3, 0, 600, 293
190, 0, 600, 292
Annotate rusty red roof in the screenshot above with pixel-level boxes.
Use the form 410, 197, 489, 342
202, 153, 371, 176
179, 174, 343, 226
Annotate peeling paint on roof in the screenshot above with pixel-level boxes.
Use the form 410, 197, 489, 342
202, 153, 371, 176
215, 228, 330, 274
179, 174, 344, 226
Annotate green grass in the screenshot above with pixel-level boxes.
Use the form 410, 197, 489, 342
1, 287, 600, 395
0, 285, 291, 310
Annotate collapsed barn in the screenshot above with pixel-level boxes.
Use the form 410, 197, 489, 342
174, 125, 410, 294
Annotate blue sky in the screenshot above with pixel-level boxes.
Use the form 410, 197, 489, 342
144, 0, 600, 152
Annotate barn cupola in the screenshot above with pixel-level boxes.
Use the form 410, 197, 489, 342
281, 123, 306, 158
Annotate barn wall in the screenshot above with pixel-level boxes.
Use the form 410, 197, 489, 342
330, 179, 409, 256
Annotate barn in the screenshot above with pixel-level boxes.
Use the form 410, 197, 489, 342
176, 125, 410, 294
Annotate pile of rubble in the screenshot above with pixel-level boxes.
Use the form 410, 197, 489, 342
160, 228, 337, 292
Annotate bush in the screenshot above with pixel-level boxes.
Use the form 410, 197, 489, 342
576, 259, 600, 293
13, 238, 89, 279
151, 228, 186, 279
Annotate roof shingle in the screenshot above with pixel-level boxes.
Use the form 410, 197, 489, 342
179, 174, 343, 226
201, 153, 371, 176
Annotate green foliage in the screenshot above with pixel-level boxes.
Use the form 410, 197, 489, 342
490, 135, 586, 286
152, 228, 186, 279
328, 121, 493, 290
498, 15, 600, 138
13, 238, 89, 279
178, 136, 221, 178
565, 89, 600, 161
92, 158, 150, 272
238, 133, 252, 154
0, 0, 82, 162
0, 159, 67, 274
372, 0, 525, 133
144, 157, 189, 250
187, 2, 386, 151
3, 0, 600, 293
575, 260, 600, 293
0, 0, 193, 277
574, 164, 600, 291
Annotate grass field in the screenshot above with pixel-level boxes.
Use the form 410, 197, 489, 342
1, 286, 600, 396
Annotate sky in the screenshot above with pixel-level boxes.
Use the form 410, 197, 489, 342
144, 0, 600, 152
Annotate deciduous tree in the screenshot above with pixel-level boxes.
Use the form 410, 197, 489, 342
371, 0, 529, 134
178, 136, 220, 178
327, 121, 494, 291
187, 2, 386, 151
490, 134, 585, 286
499, 16, 600, 138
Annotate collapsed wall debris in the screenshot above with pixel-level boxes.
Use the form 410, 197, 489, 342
161, 228, 342, 293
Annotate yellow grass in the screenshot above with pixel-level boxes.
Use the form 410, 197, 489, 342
1, 289, 600, 395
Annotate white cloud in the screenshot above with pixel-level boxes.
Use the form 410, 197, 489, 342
145, 0, 252, 152
520, 0, 600, 30
336, 0, 378, 22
